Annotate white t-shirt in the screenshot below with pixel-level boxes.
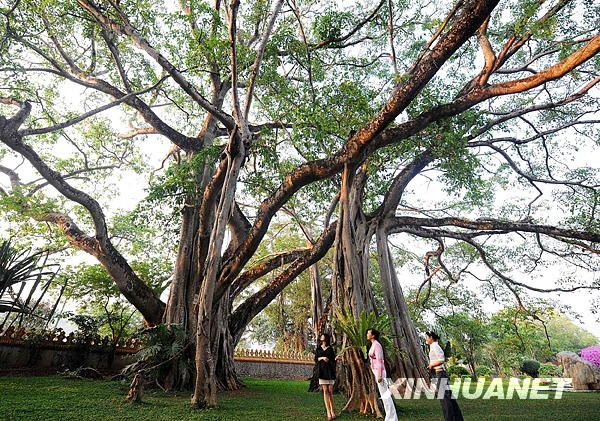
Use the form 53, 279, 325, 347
428, 341, 446, 371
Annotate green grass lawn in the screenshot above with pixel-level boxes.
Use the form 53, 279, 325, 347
0, 376, 599, 420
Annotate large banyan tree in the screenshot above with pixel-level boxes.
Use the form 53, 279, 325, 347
1, 0, 599, 413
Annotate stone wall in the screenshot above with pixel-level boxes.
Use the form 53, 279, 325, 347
0, 326, 140, 372
0, 327, 315, 379
233, 349, 314, 380
0, 342, 134, 371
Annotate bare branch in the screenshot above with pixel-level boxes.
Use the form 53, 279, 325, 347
243, 0, 284, 120
75, 0, 236, 131
388, 216, 600, 243
19, 77, 169, 136
0, 102, 165, 323
218, 0, 501, 290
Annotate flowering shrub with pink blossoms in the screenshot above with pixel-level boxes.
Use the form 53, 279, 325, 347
580, 346, 600, 369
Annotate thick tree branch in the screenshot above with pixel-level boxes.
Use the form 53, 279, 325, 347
228, 222, 336, 341
19, 77, 169, 136
374, 150, 436, 218
0, 164, 21, 189
487, 35, 600, 96
388, 216, 600, 243
217, 0, 501, 291
76, 0, 236, 131
4, 29, 200, 150
0, 102, 165, 324
229, 248, 308, 299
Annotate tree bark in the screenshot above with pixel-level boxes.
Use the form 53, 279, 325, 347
309, 257, 324, 336
375, 222, 429, 383
331, 163, 381, 416
339, 347, 382, 416
160, 202, 201, 390
191, 126, 246, 408
331, 164, 376, 318
212, 291, 243, 391
164, 204, 200, 329
161, 73, 229, 389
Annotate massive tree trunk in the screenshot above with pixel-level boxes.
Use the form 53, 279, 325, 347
160, 77, 231, 389
375, 221, 429, 384
191, 126, 246, 408
331, 163, 382, 417
160, 202, 200, 390
161, 144, 218, 390
212, 291, 243, 390
331, 161, 431, 414
163, 204, 200, 329
331, 164, 376, 318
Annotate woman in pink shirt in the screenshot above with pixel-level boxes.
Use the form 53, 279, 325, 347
367, 328, 397, 421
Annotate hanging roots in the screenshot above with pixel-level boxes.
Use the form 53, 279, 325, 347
126, 372, 145, 403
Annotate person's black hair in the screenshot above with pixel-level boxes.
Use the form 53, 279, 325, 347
425, 331, 440, 341
367, 328, 380, 340
319, 332, 331, 346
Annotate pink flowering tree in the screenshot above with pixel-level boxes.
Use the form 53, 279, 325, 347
580, 346, 600, 369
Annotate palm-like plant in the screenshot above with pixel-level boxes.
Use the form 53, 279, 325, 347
0, 239, 57, 313
333, 310, 400, 359
121, 323, 193, 386
333, 310, 404, 415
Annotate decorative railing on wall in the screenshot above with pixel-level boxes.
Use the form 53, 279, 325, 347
0, 326, 142, 354
0, 327, 315, 364
234, 348, 314, 364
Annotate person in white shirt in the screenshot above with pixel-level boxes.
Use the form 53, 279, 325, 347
425, 331, 463, 421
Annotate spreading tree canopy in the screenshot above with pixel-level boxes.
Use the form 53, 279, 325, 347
0, 0, 598, 411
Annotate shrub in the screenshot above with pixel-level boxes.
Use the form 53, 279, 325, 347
448, 365, 470, 377
580, 346, 600, 369
520, 359, 541, 377
67, 313, 101, 340
539, 363, 562, 377
333, 310, 399, 360
475, 366, 493, 378
121, 323, 192, 386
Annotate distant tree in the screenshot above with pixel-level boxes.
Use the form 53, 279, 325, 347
57, 262, 169, 346
487, 304, 598, 373
436, 312, 490, 379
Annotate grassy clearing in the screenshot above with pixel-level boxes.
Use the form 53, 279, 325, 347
0, 376, 598, 420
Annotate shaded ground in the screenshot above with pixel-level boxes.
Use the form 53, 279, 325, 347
0, 376, 598, 420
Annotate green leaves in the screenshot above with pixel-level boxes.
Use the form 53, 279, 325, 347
311, 10, 353, 43
0, 239, 56, 313
146, 146, 220, 208
122, 323, 193, 382
333, 310, 399, 359
59, 259, 168, 304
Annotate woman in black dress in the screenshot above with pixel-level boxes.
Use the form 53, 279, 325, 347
315, 333, 341, 420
